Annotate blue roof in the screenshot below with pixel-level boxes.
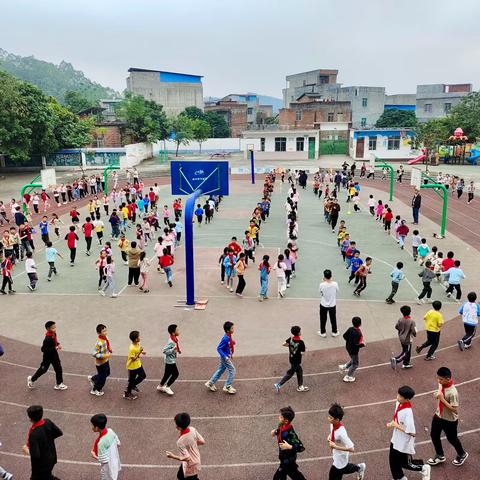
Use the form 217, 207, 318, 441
353, 129, 415, 139
384, 104, 416, 111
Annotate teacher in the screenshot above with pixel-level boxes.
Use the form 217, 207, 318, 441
411, 189, 422, 225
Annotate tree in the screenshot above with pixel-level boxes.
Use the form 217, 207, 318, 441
191, 119, 211, 153
448, 91, 480, 140
181, 106, 205, 121
375, 109, 418, 128
416, 118, 451, 150
64, 91, 94, 113
116, 93, 169, 143
204, 111, 230, 137
169, 115, 194, 156
265, 115, 279, 125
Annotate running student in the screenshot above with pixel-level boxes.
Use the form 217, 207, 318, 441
443, 260, 465, 301
385, 262, 404, 304
159, 248, 174, 287
258, 254, 271, 301
417, 260, 435, 304
166, 412, 205, 480
65, 225, 79, 266
82, 217, 94, 256
387, 385, 431, 480
205, 321, 236, 394
318, 269, 339, 337
274, 254, 287, 298
194, 204, 203, 225
90, 413, 121, 480
28, 321, 68, 390
416, 301, 443, 361
327, 403, 366, 480
88, 324, 112, 396
25, 251, 38, 291
339, 317, 365, 383
271, 406, 306, 480
124, 330, 147, 400
45, 241, 63, 281
157, 324, 181, 396
411, 230, 421, 261
457, 291, 480, 351
274, 326, 309, 393
391, 305, 416, 370
353, 257, 372, 296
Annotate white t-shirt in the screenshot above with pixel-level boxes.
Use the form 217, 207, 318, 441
25, 258, 36, 274
330, 425, 353, 469
367, 197, 375, 207
274, 261, 287, 279
319, 281, 339, 307
391, 402, 416, 454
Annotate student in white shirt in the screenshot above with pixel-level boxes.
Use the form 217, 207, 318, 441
90, 414, 121, 480
25, 251, 38, 291
327, 403, 365, 479
273, 254, 287, 298
387, 385, 431, 480
318, 269, 339, 337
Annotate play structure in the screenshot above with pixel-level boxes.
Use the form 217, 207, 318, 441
434, 127, 479, 165
407, 151, 426, 165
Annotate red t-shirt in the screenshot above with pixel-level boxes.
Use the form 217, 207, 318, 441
228, 242, 242, 256
441, 258, 455, 272
159, 255, 174, 268
83, 222, 93, 238
384, 211, 393, 221
65, 231, 78, 249
148, 191, 155, 201
70, 209, 79, 218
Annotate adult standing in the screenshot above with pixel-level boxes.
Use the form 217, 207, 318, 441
411, 189, 422, 225
127, 241, 141, 287
329, 200, 341, 233
318, 269, 339, 337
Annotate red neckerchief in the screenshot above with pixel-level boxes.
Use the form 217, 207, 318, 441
93, 428, 108, 456
393, 401, 412, 422
439, 379, 454, 416
227, 332, 235, 355
277, 422, 291, 443
99, 335, 112, 353
170, 334, 181, 354
45, 331, 59, 347
355, 326, 364, 346
27, 419, 45, 447
292, 336, 301, 342
331, 422, 343, 443
228, 253, 235, 266
179, 428, 190, 437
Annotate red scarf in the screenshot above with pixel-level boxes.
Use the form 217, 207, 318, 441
45, 331, 59, 347
99, 335, 112, 353
439, 379, 454, 416
393, 401, 412, 423
355, 327, 364, 346
292, 336, 301, 342
170, 334, 181, 354
26, 419, 45, 447
331, 422, 343, 443
93, 428, 108, 456
179, 428, 190, 437
277, 422, 291, 443
227, 332, 235, 355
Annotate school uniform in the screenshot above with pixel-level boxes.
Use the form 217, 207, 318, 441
458, 301, 480, 348
394, 316, 416, 366
31, 332, 64, 386
277, 336, 305, 388
273, 423, 306, 480
328, 423, 361, 480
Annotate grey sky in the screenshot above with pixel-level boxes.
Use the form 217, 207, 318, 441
1, 0, 479, 99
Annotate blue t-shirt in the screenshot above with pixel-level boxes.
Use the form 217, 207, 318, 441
195, 208, 204, 216
136, 199, 144, 210
45, 247, 58, 262
350, 257, 363, 272
39, 221, 49, 235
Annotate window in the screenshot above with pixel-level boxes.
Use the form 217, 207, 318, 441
355, 88, 359, 97
327, 112, 334, 122
368, 136, 377, 150
424, 103, 432, 113
362, 97, 368, 107
319, 75, 329, 84
444, 103, 452, 113
361, 117, 367, 127
275, 137, 287, 151
260, 138, 265, 152
247, 107, 253, 115
296, 137, 304, 151
295, 111, 302, 121
303, 80, 306, 86
387, 136, 400, 150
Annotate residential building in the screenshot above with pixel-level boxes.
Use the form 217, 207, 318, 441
126, 68, 204, 116
204, 100, 248, 138
221, 93, 274, 125
416, 83, 472, 122
283, 69, 338, 107
384, 94, 416, 112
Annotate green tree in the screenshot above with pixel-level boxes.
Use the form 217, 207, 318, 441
416, 118, 451, 149
204, 111, 230, 137
181, 106, 205, 121
64, 90, 94, 113
375, 109, 418, 128
192, 119, 211, 153
117, 93, 169, 143
265, 115, 279, 125
448, 91, 480, 139
169, 115, 194, 156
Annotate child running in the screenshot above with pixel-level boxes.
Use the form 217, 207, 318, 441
124, 330, 147, 400
90, 414, 121, 480
258, 254, 271, 301
457, 291, 480, 351
391, 305, 416, 370
339, 317, 365, 383
385, 262, 405, 304
88, 323, 112, 396
274, 254, 288, 298
416, 301, 444, 361
157, 324, 181, 396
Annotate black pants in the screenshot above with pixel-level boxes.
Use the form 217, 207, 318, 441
468, 192, 474, 203
92, 361, 110, 392
176, 232, 181, 243
273, 461, 306, 480
236, 275, 246, 294
128, 267, 140, 285
69, 247, 76, 263
430, 415, 465, 457
32, 356, 63, 385
244, 249, 254, 265
328, 463, 360, 480
48, 262, 57, 278
279, 362, 303, 387
446, 283, 462, 300
384, 220, 391, 232
369, 206, 375, 215
126, 366, 146, 394
386, 281, 399, 302
41, 233, 50, 245
389, 443, 424, 479
462, 324, 476, 346
1, 276, 13, 292
177, 465, 198, 480
98, 269, 105, 288
320, 305, 337, 334
220, 264, 225, 282
395, 343, 412, 365
160, 363, 179, 387
121, 251, 128, 262
418, 281, 432, 300
354, 276, 367, 294
85, 236, 92, 252
420, 330, 440, 357
331, 216, 338, 231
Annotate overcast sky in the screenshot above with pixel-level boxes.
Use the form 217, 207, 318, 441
1, 0, 479, 99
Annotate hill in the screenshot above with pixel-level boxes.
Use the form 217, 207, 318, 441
0, 48, 119, 103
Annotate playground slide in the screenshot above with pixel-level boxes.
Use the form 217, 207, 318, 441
407, 154, 426, 165
466, 150, 480, 166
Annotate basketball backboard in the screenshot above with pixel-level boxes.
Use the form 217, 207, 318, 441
411, 167, 422, 189
369, 153, 377, 168
171, 161, 229, 196
41, 168, 57, 189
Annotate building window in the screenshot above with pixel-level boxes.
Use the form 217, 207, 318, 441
296, 137, 304, 151
444, 103, 452, 113
327, 112, 334, 122
247, 107, 253, 115
319, 75, 329, 84
368, 136, 377, 150
275, 137, 287, 152
303, 80, 306, 86
387, 136, 400, 150
260, 138, 265, 152
355, 88, 359, 96
295, 111, 302, 121
362, 98, 368, 107
361, 118, 367, 127
424, 103, 432, 113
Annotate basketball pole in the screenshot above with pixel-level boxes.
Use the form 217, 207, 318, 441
249, 149, 255, 184
185, 188, 203, 305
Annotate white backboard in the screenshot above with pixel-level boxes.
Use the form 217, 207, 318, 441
41, 168, 57, 189
411, 167, 422, 189
369, 153, 377, 168
119, 155, 130, 170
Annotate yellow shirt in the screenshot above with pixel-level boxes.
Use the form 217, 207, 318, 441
118, 238, 130, 252
248, 225, 258, 239
126, 343, 142, 370
424, 310, 444, 332
122, 207, 129, 219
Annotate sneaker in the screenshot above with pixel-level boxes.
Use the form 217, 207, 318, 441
421, 463, 431, 480
236, 293, 243, 297
425, 355, 436, 361
0, 290, 6, 295
457, 340, 465, 351
317, 331, 327, 338
343, 375, 355, 383
402, 364, 413, 369
47, 278, 52, 282
223, 385, 237, 394
452, 452, 468, 466
157, 385, 166, 392
297, 385, 309, 392
331, 332, 339, 337
111, 293, 118, 298
90, 389, 105, 396
229, 288, 234, 293
415, 346, 422, 354
390, 357, 397, 370
164, 386, 174, 396
385, 299, 395, 304
278, 291, 284, 298
28, 285, 33, 291
54, 383, 68, 390
286, 284, 290, 288
273, 383, 281, 393
168, 281, 173, 287
416, 298, 423, 305
99, 290, 105, 296
338, 364, 347, 372
258, 296, 263, 302
427, 454, 446, 466
27, 376, 35, 389
205, 381, 217, 392
357, 462, 366, 480
88, 375, 94, 389
446, 292, 452, 298
123, 392, 138, 400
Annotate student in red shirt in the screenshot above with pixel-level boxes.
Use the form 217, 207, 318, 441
160, 248, 174, 287
148, 188, 156, 209
127, 201, 137, 225
69, 207, 80, 225
0, 252, 15, 294
64, 226, 79, 266
441, 251, 455, 272
384, 208, 394, 234
82, 217, 94, 256
228, 236, 242, 257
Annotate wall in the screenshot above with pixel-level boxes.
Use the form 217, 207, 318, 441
154, 137, 258, 154
125, 142, 153, 166
349, 130, 414, 160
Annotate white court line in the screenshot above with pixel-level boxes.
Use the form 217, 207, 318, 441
2, 427, 479, 468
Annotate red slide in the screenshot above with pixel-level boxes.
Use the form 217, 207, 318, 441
407, 154, 426, 165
